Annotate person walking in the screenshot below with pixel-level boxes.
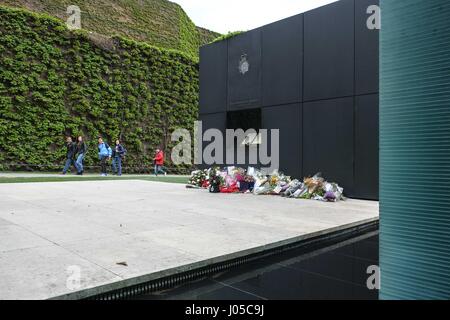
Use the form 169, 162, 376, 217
153, 148, 167, 176
75, 136, 87, 175
98, 137, 112, 176
62, 136, 76, 175
112, 139, 127, 176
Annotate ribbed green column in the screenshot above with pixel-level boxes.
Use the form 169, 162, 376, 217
380, 0, 450, 299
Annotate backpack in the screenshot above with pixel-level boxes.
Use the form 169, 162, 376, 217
105, 143, 112, 155
99, 142, 112, 156
117, 145, 127, 158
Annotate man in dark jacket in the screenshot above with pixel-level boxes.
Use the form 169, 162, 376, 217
112, 139, 126, 176
62, 136, 76, 175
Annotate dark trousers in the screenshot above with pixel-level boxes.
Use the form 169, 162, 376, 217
75, 153, 85, 173
63, 158, 75, 174
154, 164, 166, 176
100, 156, 108, 174
112, 157, 122, 176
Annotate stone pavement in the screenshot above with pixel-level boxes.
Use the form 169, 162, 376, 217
0, 180, 379, 299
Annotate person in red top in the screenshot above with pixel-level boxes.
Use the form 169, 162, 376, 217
153, 148, 167, 176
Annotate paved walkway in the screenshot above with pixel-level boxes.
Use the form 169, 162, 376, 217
0, 180, 379, 299
0, 172, 186, 178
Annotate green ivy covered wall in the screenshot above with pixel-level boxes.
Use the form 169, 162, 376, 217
0, 6, 199, 173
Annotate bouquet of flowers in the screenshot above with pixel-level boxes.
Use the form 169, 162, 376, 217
320, 182, 345, 202
220, 167, 240, 193
238, 174, 255, 192
253, 179, 272, 195
267, 171, 291, 194
252, 169, 269, 195
208, 167, 224, 193
232, 167, 246, 182
281, 180, 304, 197
244, 174, 255, 183
304, 173, 325, 194
291, 173, 345, 202
188, 170, 208, 188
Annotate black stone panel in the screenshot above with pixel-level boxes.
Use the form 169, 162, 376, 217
262, 104, 302, 179
199, 0, 380, 200
304, 0, 355, 101
355, 94, 379, 200
303, 97, 354, 196
355, 0, 379, 95
228, 29, 262, 110
199, 112, 226, 167
199, 41, 228, 114
262, 14, 303, 107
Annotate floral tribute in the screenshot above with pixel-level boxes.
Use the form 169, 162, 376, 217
187, 167, 345, 202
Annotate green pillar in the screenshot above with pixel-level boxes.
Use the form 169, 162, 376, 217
380, 0, 450, 299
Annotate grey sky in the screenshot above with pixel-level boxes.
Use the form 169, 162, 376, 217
172, 0, 339, 34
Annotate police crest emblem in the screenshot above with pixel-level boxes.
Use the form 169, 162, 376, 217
238, 54, 249, 75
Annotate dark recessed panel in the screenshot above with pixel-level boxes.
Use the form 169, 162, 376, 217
262, 14, 303, 107
225, 108, 262, 168
355, 94, 379, 200
303, 97, 354, 196
262, 104, 302, 179
199, 113, 226, 167
304, 0, 355, 101
228, 29, 262, 110
227, 108, 262, 131
355, 0, 380, 95
199, 41, 228, 115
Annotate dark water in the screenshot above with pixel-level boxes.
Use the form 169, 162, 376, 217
135, 232, 379, 300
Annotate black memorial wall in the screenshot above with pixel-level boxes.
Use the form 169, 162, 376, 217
199, 0, 379, 200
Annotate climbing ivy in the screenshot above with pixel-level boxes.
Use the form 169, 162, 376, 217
211, 31, 245, 44
0, 0, 221, 57
0, 6, 199, 173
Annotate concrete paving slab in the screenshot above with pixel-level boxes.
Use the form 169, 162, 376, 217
0, 245, 121, 300
0, 225, 51, 252
0, 217, 13, 227
136, 226, 264, 260
82, 210, 182, 235
0, 197, 45, 212
0, 180, 379, 299
61, 234, 201, 279
1, 208, 122, 243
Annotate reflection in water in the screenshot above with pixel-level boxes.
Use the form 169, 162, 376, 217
135, 231, 379, 300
